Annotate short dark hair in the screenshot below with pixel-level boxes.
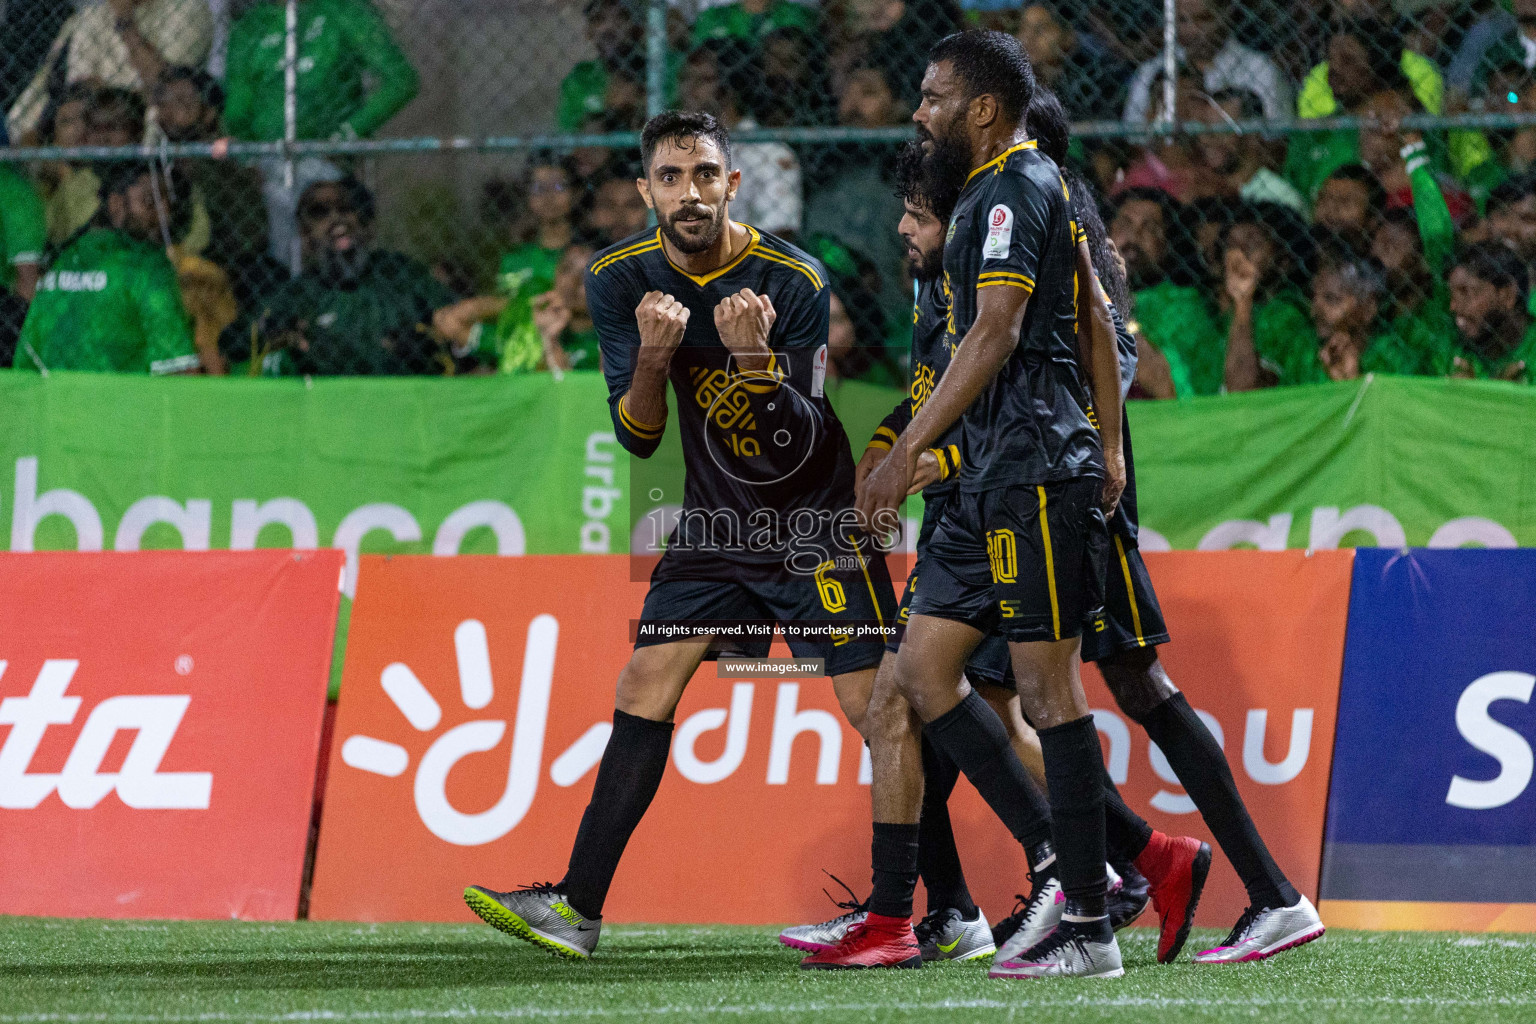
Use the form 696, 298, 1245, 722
1025, 86, 1069, 167
98, 160, 153, 201
299, 175, 376, 225
1488, 172, 1536, 213
87, 86, 146, 133
1456, 241, 1530, 305
1322, 163, 1387, 216
928, 30, 1035, 124
157, 64, 224, 112
639, 110, 731, 174
893, 140, 957, 223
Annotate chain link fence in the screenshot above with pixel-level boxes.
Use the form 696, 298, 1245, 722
1, 0, 1535, 386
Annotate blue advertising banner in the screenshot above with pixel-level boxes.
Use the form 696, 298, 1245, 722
1322, 549, 1536, 917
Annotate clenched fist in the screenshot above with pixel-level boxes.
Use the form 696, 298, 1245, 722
714, 288, 776, 360
636, 291, 690, 352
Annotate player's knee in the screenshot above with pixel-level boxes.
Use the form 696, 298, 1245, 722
890, 650, 964, 722
613, 657, 684, 723
1099, 647, 1176, 723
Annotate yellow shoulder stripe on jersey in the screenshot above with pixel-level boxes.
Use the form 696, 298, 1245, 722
965, 139, 1038, 185
665, 224, 761, 286
751, 248, 824, 291
617, 396, 665, 439
591, 231, 664, 275
873, 425, 899, 448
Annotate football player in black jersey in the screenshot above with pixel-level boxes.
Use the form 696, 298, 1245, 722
1028, 88, 1326, 967
464, 111, 897, 960
852, 31, 1131, 979
789, 142, 1042, 967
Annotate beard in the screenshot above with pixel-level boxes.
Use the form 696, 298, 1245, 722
916, 120, 973, 207
659, 201, 726, 254
906, 244, 944, 282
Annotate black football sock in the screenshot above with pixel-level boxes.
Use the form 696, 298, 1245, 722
917, 735, 977, 917
1137, 693, 1298, 909
925, 690, 1055, 864
1038, 715, 1109, 919
562, 709, 674, 920
1102, 766, 1154, 862
869, 822, 921, 919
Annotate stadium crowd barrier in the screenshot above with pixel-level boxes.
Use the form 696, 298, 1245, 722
2, 547, 1532, 931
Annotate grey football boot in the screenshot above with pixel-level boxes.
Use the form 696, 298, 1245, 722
915, 906, 997, 961
464, 883, 600, 959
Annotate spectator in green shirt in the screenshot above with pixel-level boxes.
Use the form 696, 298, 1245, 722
558, 0, 679, 132
433, 241, 602, 375
1289, 16, 1493, 200
499, 159, 575, 303
15, 161, 198, 375
224, 0, 419, 265
1312, 163, 1386, 248
1109, 186, 1218, 396
0, 162, 45, 366
221, 177, 454, 376
1436, 242, 1536, 382
1222, 201, 1316, 391
691, 0, 820, 48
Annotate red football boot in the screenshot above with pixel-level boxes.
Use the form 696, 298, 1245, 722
799, 912, 922, 970
1134, 832, 1212, 964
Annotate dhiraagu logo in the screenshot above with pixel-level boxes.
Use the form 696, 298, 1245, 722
339, 616, 612, 846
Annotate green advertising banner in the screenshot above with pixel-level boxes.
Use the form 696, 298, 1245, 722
4, 370, 1534, 689
5, 371, 1535, 561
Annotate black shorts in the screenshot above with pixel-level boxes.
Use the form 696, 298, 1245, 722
888, 555, 1013, 686
910, 478, 1109, 644
1080, 532, 1171, 663
635, 536, 898, 678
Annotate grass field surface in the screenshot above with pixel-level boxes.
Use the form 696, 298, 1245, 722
2, 918, 1533, 1023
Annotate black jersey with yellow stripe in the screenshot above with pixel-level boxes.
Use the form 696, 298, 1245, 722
586, 223, 858, 569
943, 140, 1102, 491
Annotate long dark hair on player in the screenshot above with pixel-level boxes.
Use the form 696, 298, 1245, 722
1067, 170, 1131, 315
893, 140, 959, 225
1024, 88, 1132, 313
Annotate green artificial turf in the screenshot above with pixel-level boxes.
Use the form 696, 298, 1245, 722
1, 918, 1532, 1023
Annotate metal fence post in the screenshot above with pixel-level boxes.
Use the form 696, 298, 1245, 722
1161, 0, 1177, 135
646, 0, 667, 120
284, 0, 300, 277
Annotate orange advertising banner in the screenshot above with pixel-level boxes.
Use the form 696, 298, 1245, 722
1082, 549, 1353, 927
0, 550, 342, 920
311, 550, 1351, 928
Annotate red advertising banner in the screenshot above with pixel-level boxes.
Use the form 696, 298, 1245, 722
0, 550, 342, 920
311, 551, 1351, 928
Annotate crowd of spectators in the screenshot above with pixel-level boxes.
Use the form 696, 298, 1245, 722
1, 0, 1535, 387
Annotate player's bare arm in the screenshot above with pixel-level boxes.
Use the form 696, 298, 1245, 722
856, 281, 1030, 525
622, 290, 689, 429
1075, 239, 1125, 515
713, 287, 775, 373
